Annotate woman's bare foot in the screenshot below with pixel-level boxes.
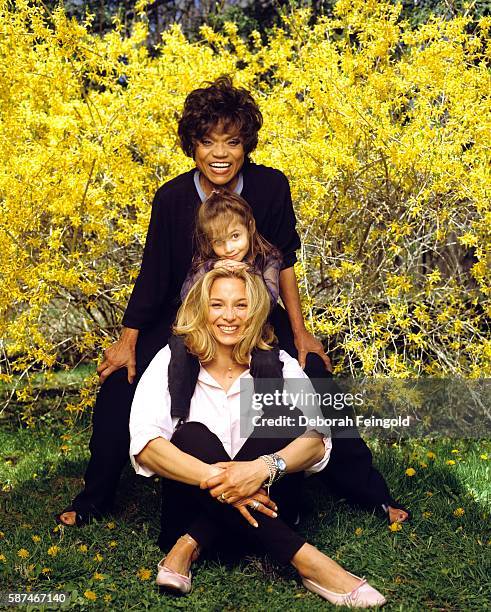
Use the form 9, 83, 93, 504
291, 543, 361, 594
161, 534, 200, 577
388, 506, 409, 523
58, 511, 77, 526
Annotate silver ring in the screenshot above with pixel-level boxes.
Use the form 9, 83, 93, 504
251, 500, 260, 511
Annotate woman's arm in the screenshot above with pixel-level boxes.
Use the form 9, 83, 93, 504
137, 437, 220, 485
201, 431, 326, 502
279, 267, 331, 371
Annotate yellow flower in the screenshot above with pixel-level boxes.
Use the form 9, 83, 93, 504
47, 545, 60, 557
137, 567, 152, 581
79, 544, 88, 553
355, 527, 363, 536
103, 595, 112, 603
0, 554, 6, 562
389, 523, 402, 532
93, 572, 105, 580
451, 449, 459, 454
0, 531, 4, 539
84, 591, 97, 601
108, 540, 117, 548
453, 507, 465, 517
422, 511, 432, 518
480, 454, 488, 460
106, 522, 116, 530
17, 548, 29, 559
32, 535, 41, 543
405, 468, 416, 477
93, 553, 103, 562
446, 460, 456, 466
41, 567, 51, 574
419, 462, 428, 468
425, 491, 433, 497
426, 452, 436, 460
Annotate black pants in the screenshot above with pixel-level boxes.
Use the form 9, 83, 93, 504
159, 422, 305, 565
72, 304, 393, 517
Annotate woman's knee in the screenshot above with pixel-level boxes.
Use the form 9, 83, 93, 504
170, 422, 226, 460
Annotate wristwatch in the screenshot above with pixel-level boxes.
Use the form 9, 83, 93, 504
271, 453, 287, 481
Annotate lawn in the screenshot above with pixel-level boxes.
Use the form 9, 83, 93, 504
0, 376, 490, 611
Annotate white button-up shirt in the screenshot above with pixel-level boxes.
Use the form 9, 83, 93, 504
129, 346, 331, 477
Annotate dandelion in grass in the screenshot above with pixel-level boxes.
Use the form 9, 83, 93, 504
41, 568, 51, 574
0, 554, 6, 562
426, 452, 436, 460
84, 591, 97, 601
419, 462, 428, 468
0, 531, 4, 538
106, 522, 116, 530
425, 491, 433, 497
405, 468, 416, 476
422, 511, 432, 518
446, 460, 456, 466
79, 544, 88, 553
355, 527, 363, 536
108, 540, 117, 548
137, 567, 152, 581
93, 572, 105, 580
480, 453, 488, 460
47, 546, 60, 557
389, 523, 402, 532
104, 595, 112, 603
93, 553, 103, 562
17, 548, 29, 558
451, 449, 459, 454
32, 535, 41, 543
453, 508, 465, 517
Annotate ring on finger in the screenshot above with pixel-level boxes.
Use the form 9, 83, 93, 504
250, 500, 260, 511
218, 493, 227, 503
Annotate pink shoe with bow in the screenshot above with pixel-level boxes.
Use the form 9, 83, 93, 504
302, 573, 386, 608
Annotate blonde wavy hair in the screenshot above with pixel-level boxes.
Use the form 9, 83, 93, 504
173, 267, 275, 365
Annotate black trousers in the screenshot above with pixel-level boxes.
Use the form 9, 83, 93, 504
159, 422, 305, 565
72, 304, 393, 517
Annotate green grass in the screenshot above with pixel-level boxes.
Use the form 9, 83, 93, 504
0, 394, 490, 611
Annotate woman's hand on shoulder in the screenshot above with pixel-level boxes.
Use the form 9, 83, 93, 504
294, 328, 332, 371
96, 327, 139, 384
200, 459, 269, 502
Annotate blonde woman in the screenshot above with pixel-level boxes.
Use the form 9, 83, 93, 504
129, 268, 386, 608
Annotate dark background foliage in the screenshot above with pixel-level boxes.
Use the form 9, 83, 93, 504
50, 0, 491, 43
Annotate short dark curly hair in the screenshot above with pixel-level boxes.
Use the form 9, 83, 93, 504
177, 75, 263, 158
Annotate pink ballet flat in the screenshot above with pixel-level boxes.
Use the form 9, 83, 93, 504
156, 559, 192, 594
302, 573, 386, 608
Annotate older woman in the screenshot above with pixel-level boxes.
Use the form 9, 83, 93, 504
57, 76, 407, 527
130, 267, 386, 608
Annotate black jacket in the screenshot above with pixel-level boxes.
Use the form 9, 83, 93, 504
122, 161, 300, 330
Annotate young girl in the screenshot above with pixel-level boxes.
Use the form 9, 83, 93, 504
168, 191, 288, 424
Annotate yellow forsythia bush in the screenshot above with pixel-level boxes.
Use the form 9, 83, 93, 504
0, 0, 489, 404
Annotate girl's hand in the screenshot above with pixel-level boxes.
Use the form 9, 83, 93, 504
200, 459, 269, 503
293, 328, 332, 371
231, 489, 278, 528
213, 259, 249, 270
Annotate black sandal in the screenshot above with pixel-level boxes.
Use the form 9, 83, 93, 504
383, 499, 411, 523
54, 505, 99, 527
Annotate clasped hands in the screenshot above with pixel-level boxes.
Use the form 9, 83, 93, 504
200, 459, 276, 528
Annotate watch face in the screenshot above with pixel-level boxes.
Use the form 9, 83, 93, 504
277, 457, 287, 472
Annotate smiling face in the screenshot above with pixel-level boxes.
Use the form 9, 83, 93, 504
207, 277, 249, 348
210, 220, 250, 262
194, 123, 245, 193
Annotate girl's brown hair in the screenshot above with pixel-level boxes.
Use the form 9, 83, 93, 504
193, 190, 281, 272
